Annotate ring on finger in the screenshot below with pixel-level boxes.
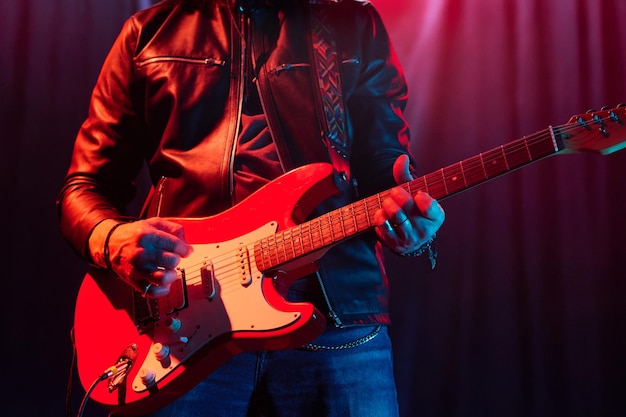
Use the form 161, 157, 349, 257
381, 220, 394, 234
394, 216, 410, 227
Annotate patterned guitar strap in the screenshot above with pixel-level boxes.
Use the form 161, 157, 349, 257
308, 0, 352, 191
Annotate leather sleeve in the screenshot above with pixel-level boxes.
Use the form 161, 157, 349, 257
56, 16, 147, 259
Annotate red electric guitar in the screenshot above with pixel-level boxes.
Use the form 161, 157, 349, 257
73, 106, 626, 415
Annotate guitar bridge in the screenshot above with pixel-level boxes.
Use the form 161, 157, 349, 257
133, 293, 159, 334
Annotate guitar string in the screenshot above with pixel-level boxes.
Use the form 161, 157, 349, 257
163, 113, 621, 299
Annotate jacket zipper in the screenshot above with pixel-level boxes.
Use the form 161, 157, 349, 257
267, 58, 358, 77
136, 56, 227, 68
227, 9, 249, 206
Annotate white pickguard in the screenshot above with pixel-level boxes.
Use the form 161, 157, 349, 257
132, 222, 303, 392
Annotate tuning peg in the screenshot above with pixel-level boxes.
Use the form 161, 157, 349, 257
586, 109, 596, 113
601, 106, 610, 110
617, 103, 625, 108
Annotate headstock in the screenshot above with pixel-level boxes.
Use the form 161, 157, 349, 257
560, 104, 626, 155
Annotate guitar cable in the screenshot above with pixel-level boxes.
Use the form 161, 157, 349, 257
77, 377, 101, 417
67, 326, 128, 417
66, 327, 76, 417
66, 326, 94, 417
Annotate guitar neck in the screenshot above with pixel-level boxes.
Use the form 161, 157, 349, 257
410, 126, 562, 201
255, 127, 563, 271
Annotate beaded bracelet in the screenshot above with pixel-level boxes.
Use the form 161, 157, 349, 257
103, 222, 125, 272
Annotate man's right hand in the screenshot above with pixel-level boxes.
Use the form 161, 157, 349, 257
89, 218, 194, 297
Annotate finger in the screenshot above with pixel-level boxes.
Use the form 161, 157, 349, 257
415, 191, 445, 223
392, 154, 414, 184
141, 250, 182, 272
139, 268, 177, 298
146, 217, 185, 237
142, 229, 193, 259
152, 268, 179, 287
381, 219, 395, 234
392, 214, 411, 228
145, 218, 194, 256
374, 209, 395, 236
382, 190, 414, 227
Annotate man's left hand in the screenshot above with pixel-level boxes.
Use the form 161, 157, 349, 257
374, 154, 445, 255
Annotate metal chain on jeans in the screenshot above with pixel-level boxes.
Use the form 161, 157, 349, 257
298, 326, 382, 351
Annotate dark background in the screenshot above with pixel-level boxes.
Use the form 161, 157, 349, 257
1, 0, 625, 416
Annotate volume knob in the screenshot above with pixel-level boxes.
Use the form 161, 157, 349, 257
165, 317, 182, 333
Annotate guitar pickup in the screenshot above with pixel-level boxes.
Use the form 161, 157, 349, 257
200, 261, 216, 300
160, 269, 188, 314
236, 244, 253, 287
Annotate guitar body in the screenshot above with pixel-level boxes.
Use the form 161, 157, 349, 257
74, 163, 336, 416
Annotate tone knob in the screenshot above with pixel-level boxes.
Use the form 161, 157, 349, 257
138, 368, 156, 387
152, 343, 171, 361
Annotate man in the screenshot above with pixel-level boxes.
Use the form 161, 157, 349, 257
57, 0, 444, 416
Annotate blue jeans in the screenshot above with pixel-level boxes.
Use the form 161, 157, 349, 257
145, 325, 399, 417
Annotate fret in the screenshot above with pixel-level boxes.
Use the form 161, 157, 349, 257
478, 152, 488, 179
424, 170, 447, 200
527, 132, 559, 159
320, 213, 335, 246
421, 174, 430, 194
285, 228, 296, 261
409, 175, 428, 193
275, 231, 289, 263
442, 162, 466, 195
360, 199, 370, 230
284, 231, 292, 262
299, 220, 311, 257
354, 200, 370, 232
274, 232, 286, 264
255, 240, 266, 271
365, 194, 382, 224
341, 205, 358, 236
330, 210, 345, 242
502, 139, 532, 170
462, 155, 487, 186
375, 192, 383, 216
311, 217, 324, 249
459, 160, 469, 187
482, 147, 509, 178
266, 234, 279, 266
296, 224, 305, 258
440, 168, 449, 195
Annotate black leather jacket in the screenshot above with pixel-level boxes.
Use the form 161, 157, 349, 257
57, 0, 412, 327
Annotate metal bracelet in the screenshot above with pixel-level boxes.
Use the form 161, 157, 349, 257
397, 236, 438, 269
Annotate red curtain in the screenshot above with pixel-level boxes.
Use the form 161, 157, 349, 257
1, 1, 624, 416
373, 0, 626, 416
